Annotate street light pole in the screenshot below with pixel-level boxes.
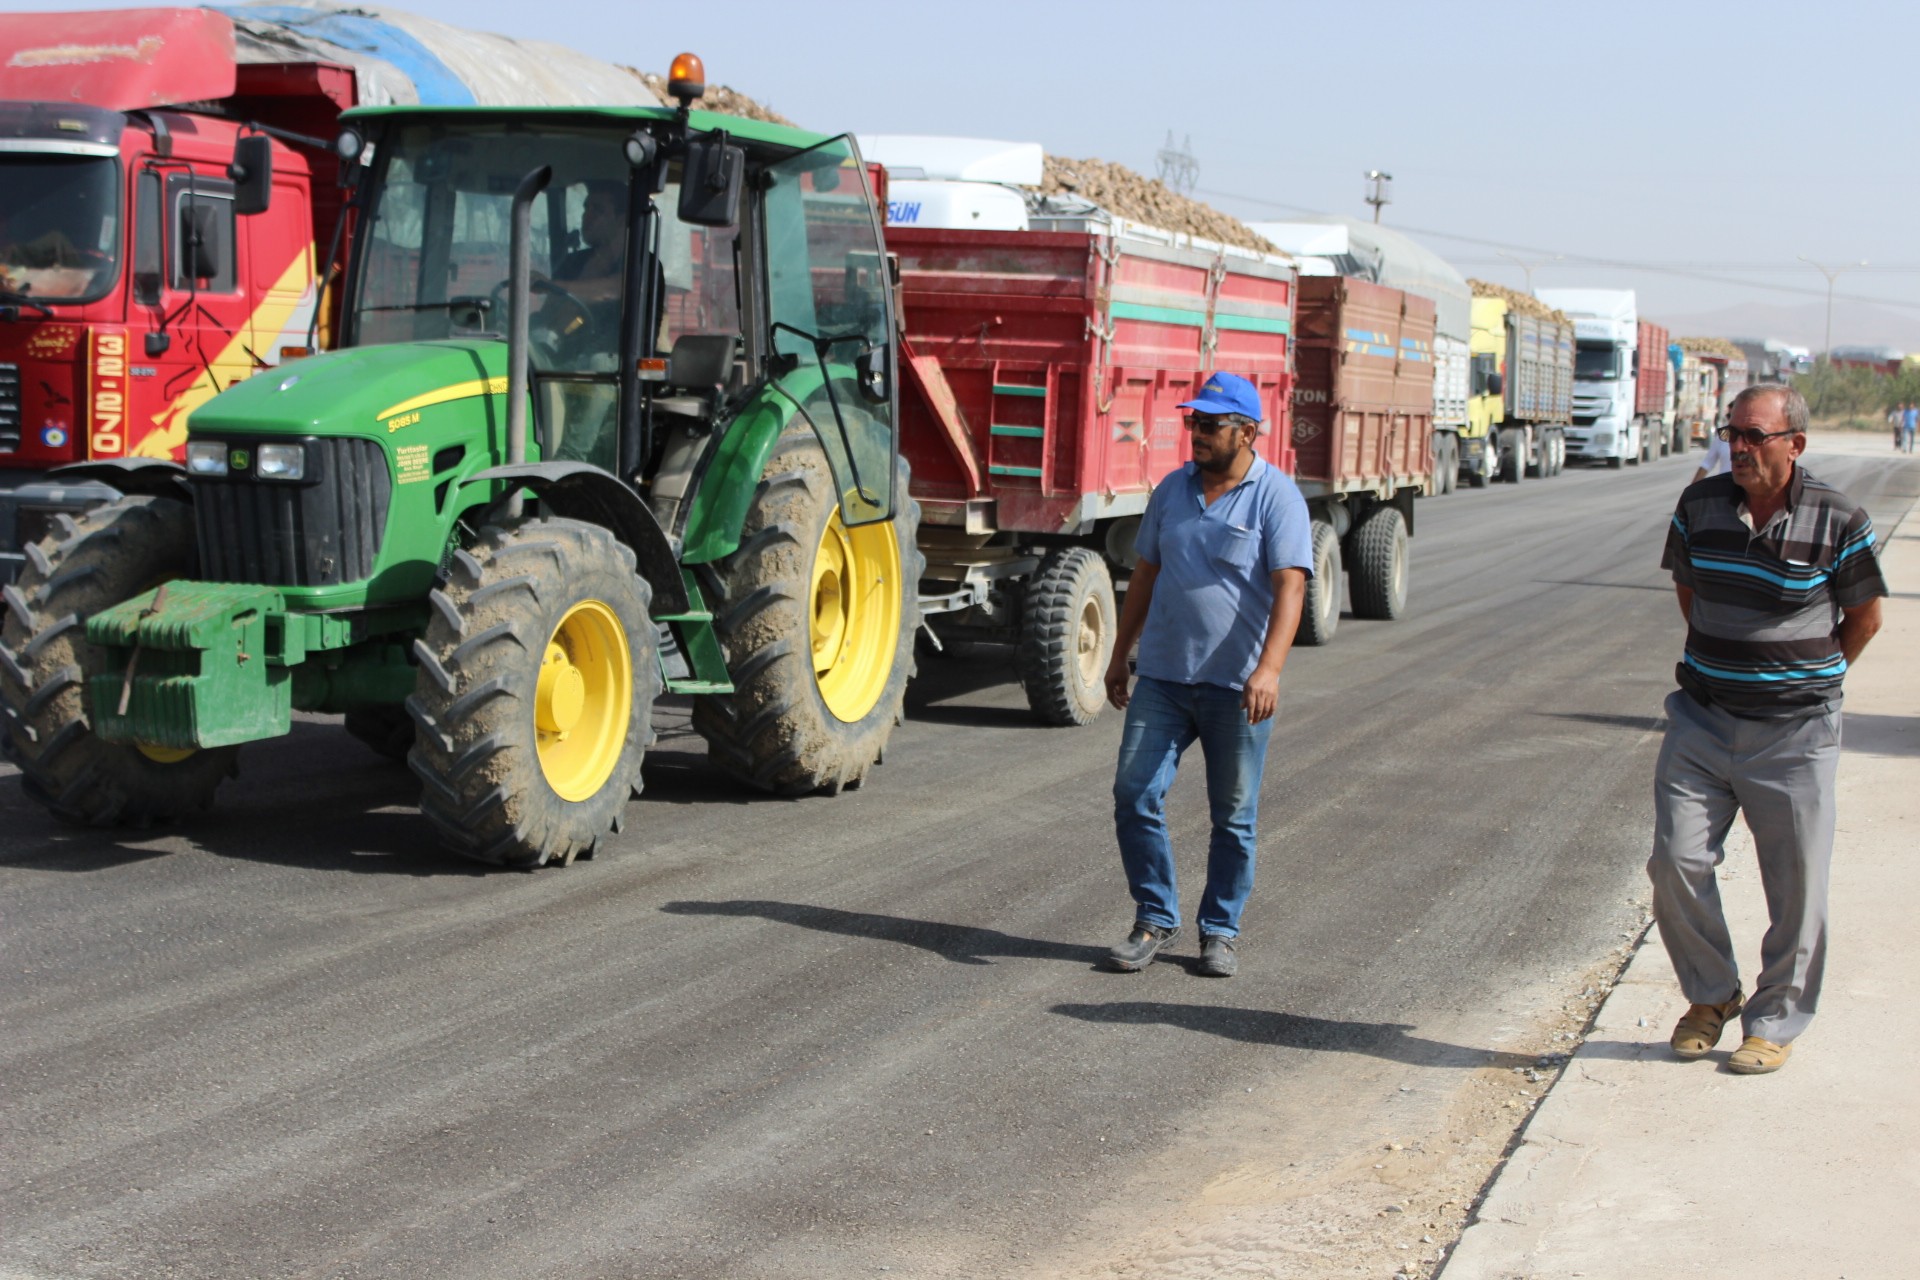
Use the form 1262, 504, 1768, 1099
1364, 170, 1392, 224
1798, 255, 1869, 363
1497, 250, 1562, 294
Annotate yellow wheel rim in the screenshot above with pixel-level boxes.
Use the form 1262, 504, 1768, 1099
1076, 594, 1107, 688
811, 507, 901, 724
135, 742, 196, 764
534, 599, 632, 802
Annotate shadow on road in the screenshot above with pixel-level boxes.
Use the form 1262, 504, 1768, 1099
1532, 579, 1669, 593
660, 898, 1109, 967
1538, 711, 1669, 734
1051, 1000, 1538, 1069
1842, 711, 1919, 758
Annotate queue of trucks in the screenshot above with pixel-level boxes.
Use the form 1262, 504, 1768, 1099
0, 4, 1755, 866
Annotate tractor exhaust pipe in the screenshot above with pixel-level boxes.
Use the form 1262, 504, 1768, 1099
505, 165, 553, 520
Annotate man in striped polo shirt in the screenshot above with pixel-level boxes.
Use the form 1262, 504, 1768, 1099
1651, 384, 1886, 1074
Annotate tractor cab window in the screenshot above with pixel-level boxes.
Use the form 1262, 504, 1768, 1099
763, 136, 894, 525
655, 168, 744, 357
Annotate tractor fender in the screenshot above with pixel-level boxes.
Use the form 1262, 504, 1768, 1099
462, 462, 689, 616
47, 458, 191, 501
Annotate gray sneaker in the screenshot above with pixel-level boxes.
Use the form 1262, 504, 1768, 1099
1197, 934, 1237, 977
1107, 922, 1179, 972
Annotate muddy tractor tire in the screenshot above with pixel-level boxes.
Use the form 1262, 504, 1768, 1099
1348, 506, 1410, 621
0, 496, 238, 825
1016, 546, 1116, 727
407, 516, 657, 868
1295, 519, 1343, 647
694, 432, 921, 796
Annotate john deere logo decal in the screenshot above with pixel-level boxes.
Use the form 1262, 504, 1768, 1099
229, 448, 251, 471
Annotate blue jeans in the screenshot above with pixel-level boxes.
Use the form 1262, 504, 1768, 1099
1112, 675, 1274, 938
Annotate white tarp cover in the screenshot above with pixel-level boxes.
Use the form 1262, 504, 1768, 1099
220, 1, 659, 109
1263, 215, 1471, 342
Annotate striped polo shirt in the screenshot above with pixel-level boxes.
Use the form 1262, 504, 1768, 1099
1661, 466, 1887, 718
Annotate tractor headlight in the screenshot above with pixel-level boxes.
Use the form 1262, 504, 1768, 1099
255, 443, 307, 481
186, 441, 229, 476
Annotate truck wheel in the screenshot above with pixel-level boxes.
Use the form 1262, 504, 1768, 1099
1016, 547, 1115, 726
407, 516, 657, 868
344, 705, 414, 763
1547, 432, 1564, 476
1348, 506, 1410, 620
1466, 444, 1490, 489
1500, 430, 1526, 484
0, 497, 238, 825
1608, 456, 1624, 470
693, 432, 921, 796
1295, 520, 1342, 646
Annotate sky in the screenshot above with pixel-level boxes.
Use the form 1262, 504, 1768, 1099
21, 0, 1920, 345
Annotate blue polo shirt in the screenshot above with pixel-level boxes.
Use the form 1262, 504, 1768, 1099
1134, 455, 1314, 690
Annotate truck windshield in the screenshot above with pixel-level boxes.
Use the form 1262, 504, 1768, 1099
1575, 342, 1622, 381
0, 154, 122, 305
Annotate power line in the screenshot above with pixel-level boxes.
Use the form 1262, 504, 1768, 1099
1197, 185, 1920, 312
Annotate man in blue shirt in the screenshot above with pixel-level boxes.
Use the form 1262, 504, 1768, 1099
1102, 371, 1312, 977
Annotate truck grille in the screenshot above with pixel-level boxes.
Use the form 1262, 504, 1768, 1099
194, 437, 391, 587
0, 363, 20, 451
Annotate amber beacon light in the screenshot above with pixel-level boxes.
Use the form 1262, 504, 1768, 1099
667, 53, 706, 106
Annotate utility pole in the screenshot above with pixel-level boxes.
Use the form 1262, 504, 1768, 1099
1363, 170, 1392, 223
1497, 249, 1562, 294
1798, 255, 1869, 364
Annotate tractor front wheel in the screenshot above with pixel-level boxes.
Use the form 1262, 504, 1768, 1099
693, 431, 921, 795
407, 517, 657, 868
0, 496, 237, 825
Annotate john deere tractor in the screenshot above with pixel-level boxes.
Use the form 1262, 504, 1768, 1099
0, 61, 921, 867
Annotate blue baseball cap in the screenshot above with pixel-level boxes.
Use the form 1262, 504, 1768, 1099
1177, 371, 1263, 423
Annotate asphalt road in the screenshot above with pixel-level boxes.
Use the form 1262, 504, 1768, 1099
5, 441, 1917, 1280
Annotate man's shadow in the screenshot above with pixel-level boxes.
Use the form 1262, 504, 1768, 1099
1051, 1001, 1539, 1069
660, 898, 1108, 967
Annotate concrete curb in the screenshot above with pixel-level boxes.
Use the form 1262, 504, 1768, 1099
1440, 475, 1920, 1279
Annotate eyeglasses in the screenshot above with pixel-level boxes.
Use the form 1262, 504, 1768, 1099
1183, 414, 1239, 434
1716, 425, 1795, 447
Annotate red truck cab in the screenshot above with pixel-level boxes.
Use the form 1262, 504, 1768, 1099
0, 8, 329, 579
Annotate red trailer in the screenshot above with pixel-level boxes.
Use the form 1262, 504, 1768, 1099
891, 222, 1431, 724
1636, 319, 1674, 454
1289, 275, 1434, 642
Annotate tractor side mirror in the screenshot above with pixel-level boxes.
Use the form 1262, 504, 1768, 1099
855, 342, 891, 405
230, 135, 273, 216
678, 133, 744, 228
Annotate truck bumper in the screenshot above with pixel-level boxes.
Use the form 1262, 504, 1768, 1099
1565, 419, 1627, 461
0, 470, 123, 584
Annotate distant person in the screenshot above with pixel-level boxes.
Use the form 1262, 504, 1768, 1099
1101, 372, 1311, 978
1651, 384, 1885, 1075
1902, 402, 1917, 454
1690, 429, 1731, 483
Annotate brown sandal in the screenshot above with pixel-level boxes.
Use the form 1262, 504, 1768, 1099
1670, 992, 1743, 1059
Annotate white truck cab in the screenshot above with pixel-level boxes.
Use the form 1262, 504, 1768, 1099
1536, 288, 1640, 469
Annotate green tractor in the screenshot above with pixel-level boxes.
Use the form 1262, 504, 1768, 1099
0, 65, 921, 867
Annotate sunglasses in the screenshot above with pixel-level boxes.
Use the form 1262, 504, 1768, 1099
1715, 425, 1795, 447
1183, 414, 1241, 435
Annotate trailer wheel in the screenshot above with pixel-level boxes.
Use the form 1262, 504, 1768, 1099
407, 516, 656, 868
1466, 441, 1490, 489
693, 431, 921, 796
1295, 520, 1342, 646
344, 705, 414, 763
1547, 431, 1565, 476
0, 497, 238, 826
1348, 506, 1410, 620
1608, 455, 1624, 470
1016, 547, 1115, 726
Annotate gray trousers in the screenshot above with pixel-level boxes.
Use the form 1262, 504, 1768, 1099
1646, 689, 1841, 1045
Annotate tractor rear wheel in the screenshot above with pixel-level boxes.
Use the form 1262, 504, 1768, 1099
1016, 547, 1115, 726
0, 496, 237, 825
1348, 505, 1410, 620
693, 431, 921, 795
407, 516, 657, 868
1294, 519, 1342, 646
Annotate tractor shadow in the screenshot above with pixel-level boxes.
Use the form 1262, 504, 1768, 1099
905, 643, 1059, 729
1050, 1001, 1538, 1069
660, 898, 1110, 968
